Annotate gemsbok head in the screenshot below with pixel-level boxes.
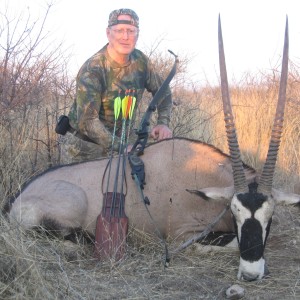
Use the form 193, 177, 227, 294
218, 15, 289, 280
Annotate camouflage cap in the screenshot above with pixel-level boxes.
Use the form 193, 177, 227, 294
108, 8, 139, 28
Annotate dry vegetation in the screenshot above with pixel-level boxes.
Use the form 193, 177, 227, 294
1, 3, 300, 300
0, 205, 299, 299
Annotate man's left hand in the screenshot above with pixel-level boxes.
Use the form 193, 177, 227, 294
150, 124, 172, 141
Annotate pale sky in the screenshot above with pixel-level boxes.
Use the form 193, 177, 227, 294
2, 0, 300, 86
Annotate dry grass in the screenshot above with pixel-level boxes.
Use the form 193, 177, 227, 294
1, 205, 299, 299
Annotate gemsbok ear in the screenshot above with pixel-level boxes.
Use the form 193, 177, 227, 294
186, 186, 234, 201
272, 188, 300, 205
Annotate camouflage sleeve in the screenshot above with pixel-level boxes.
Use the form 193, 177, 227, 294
75, 70, 113, 149
146, 65, 173, 126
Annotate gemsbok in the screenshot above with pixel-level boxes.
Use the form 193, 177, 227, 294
5, 16, 299, 281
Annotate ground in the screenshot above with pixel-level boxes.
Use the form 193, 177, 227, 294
0, 205, 299, 299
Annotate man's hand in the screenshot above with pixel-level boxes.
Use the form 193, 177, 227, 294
150, 124, 172, 141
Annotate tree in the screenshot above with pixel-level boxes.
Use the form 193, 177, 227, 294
0, 2, 74, 200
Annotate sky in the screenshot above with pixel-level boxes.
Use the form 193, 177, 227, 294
2, 0, 300, 86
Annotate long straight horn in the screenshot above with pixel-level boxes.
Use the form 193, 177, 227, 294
218, 15, 247, 193
258, 17, 289, 195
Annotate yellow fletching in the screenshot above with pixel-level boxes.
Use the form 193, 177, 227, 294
122, 95, 129, 119
129, 97, 136, 119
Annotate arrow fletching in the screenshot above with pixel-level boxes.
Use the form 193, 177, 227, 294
122, 92, 129, 119
114, 96, 122, 120
129, 96, 136, 120
126, 90, 133, 119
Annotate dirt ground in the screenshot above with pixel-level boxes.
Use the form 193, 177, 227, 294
0, 205, 299, 300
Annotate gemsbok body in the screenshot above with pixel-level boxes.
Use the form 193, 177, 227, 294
5, 17, 299, 281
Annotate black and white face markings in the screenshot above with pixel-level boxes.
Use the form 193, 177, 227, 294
230, 184, 275, 280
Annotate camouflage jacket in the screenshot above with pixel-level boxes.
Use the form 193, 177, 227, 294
68, 44, 172, 149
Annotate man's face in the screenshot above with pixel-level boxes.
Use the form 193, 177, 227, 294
106, 14, 139, 56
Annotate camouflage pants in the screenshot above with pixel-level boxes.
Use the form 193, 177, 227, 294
59, 132, 106, 164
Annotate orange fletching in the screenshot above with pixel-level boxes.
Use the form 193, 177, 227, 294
126, 90, 133, 119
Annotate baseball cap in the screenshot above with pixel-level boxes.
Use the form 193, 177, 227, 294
108, 8, 139, 28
